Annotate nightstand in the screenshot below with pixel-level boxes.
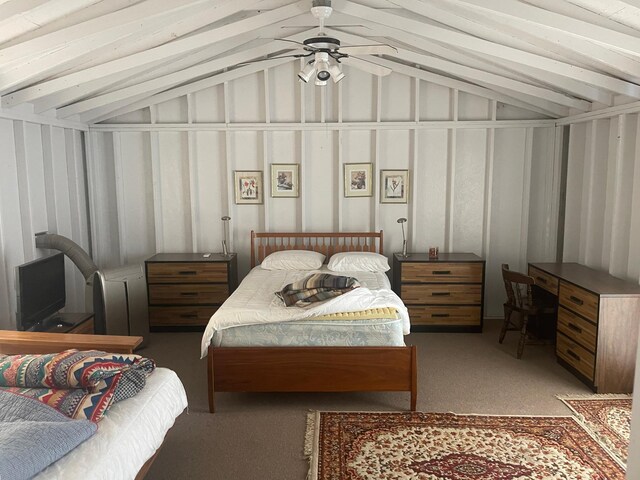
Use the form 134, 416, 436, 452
145, 253, 238, 330
393, 253, 485, 332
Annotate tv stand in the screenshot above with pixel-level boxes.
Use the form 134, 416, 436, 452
34, 312, 94, 335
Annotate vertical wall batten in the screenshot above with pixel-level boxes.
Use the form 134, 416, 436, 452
13, 120, 35, 260
149, 105, 164, 253
482, 100, 497, 258
112, 132, 127, 265
519, 127, 534, 270
186, 93, 199, 252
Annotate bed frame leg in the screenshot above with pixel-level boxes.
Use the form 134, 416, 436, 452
410, 345, 417, 411
208, 345, 215, 413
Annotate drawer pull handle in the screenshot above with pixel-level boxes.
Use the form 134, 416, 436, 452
566, 349, 581, 361
180, 292, 198, 296
433, 270, 451, 275
569, 295, 584, 306
180, 314, 198, 318
431, 292, 451, 296
179, 271, 197, 275
567, 323, 582, 334
536, 276, 547, 284
431, 313, 450, 318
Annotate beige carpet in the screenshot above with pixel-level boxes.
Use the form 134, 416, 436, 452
139, 319, 592, 480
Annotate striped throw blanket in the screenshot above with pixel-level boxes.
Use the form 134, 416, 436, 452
276, 273, 360, 307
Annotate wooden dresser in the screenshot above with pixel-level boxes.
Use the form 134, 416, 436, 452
529, 262, 640, 393
146, 253, 238, 330
393, 253, 485, 332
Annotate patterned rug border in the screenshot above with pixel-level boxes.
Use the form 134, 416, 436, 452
557, 393, 632, 469
304, 410, 621, 480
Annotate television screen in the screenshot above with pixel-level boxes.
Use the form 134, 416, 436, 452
16, 253, 66, 329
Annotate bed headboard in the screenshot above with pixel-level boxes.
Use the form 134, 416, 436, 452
250, 231, 384, 268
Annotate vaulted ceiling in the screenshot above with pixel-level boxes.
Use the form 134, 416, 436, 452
1, 0, 640, 123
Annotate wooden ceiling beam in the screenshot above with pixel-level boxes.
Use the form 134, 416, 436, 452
333, 0, 640, 98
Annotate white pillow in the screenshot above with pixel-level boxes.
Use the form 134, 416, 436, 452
327, 252, 390, 273
260, 250, 325, 270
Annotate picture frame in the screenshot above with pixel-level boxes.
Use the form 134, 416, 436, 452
344, 163, 373, 197
380, 169, 409, 204
234, 170, 263, 204
271, 163, 300, 198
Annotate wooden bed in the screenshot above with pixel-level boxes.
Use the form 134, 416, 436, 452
207, 231, 417, 413
0, 331, 160, 480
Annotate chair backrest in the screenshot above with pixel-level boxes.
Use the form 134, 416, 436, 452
501, 264, 534, 308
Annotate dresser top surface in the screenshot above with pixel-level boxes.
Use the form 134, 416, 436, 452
530, 262, 640, 296
394, 253, 484, 263
146, 253, 236, 263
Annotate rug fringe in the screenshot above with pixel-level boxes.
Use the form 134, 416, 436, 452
556, 393, 632, 400
304, 411, 320, 480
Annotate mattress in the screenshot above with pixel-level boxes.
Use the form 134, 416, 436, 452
208, 266, 407, 349
35, 367, 187, 480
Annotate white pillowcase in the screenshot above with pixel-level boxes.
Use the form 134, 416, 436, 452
260, 250, 325, 270
327, 252, 390, 273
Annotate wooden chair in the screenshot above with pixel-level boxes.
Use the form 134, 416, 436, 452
499, 264, 555, 359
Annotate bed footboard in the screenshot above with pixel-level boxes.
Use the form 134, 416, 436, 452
207, 345, 417, 413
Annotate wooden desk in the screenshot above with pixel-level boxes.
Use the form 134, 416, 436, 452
529, 262, 640, 393
0, 330, 142, 355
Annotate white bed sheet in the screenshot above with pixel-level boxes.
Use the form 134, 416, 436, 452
201, 266, 409, 357
35, 368, 187, 480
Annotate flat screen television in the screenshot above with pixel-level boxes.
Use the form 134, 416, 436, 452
16, 253, 66, 330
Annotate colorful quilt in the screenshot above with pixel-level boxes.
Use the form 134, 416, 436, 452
0, 350, 155, 422
276, 273, 360, 307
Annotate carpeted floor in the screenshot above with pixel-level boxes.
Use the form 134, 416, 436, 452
139, 319, 592, 480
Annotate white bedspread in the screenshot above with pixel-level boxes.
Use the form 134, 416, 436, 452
35, 368, 187, 480
201, 266, 410, 357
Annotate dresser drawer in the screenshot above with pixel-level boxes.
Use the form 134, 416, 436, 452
149, 306, 218, 326
408, 306, 481, 326
557, 332, 595, 381
559, 281, 598, 323
528, 266, 559, 295
147, 262, 228, 283
401, 284, 482, 305
401, 263, 483, 283
557, 306, 597, 352
148, 284, 228, 305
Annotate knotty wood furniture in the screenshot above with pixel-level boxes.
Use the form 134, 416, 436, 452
393, 253, 485, 332
499, 264, 555, 358
207, 231, 417, 413
529, 262, 640, 393
0, 331, 158, 479
146, 253, 238, 330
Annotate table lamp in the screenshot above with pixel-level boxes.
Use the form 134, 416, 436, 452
221, 216, 231, 256
397, 217, 408, 257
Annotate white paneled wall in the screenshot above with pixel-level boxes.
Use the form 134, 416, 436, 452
564, 113, 640, 284
0, 116, 89, 329
90, 64, 562, 316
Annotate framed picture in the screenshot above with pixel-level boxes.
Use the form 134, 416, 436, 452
344, 163, 373, 197
380, 169, 409, 204
234, 170, 263, 204
271, 164, 300, 197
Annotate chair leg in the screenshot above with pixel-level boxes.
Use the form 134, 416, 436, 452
499, 306, 512, 344
517, 314, 529, 359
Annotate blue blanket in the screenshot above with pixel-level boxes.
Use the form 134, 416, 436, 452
0, 389, 97, 480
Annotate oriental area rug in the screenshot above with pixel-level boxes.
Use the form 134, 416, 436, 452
558, 394, 632, 467
304, 411, 626, 480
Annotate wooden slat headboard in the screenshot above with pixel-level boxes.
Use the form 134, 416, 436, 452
251, 231, 383, 268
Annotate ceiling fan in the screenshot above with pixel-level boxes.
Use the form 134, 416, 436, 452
245, 0, 397, 85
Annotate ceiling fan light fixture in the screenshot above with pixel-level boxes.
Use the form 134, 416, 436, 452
298, 61, 316, 83
328, 64, 344, 83
315, 78, 328, 86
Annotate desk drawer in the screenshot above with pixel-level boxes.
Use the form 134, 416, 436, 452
408, 306, 481, 326
528, 266, 559, 295
148, 284, 228, 305
401, 263, 483, 283
559, 281, 598, 323
557, 306, 597, 352
401, 284, 482, 305
557, 332, 595, 381
147, 262, 228, 283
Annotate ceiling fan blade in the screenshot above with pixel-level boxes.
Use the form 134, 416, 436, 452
275, 38, 318, 50
341, 56, 392, 76
235, 53, 311, 68
339, 44, 397, 55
